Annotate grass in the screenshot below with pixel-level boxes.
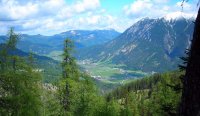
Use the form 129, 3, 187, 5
78, 60, 149, 84
47, 50, 63, 61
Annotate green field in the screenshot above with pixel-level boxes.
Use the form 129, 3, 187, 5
78, 60, 148, 84
47, 50, 63, 61
46, 52, 149, 86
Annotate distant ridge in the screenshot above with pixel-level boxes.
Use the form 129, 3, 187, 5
0, 29, 120, 56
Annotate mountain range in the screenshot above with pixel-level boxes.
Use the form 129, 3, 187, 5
0, 29, 120, 56
76, 17, 194, 72
0, 17, 195, 73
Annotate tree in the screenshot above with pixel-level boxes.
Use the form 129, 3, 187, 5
62, 39, 79, 80
0, 28, 42, 115
59, 38, 108, 116
0, 28, 19, 71
59, 38, 80, 114
180, 6, 200, 116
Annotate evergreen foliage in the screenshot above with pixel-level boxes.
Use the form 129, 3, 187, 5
106, 71, 183, 116
0, 28, 42, 115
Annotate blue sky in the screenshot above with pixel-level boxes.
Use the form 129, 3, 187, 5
0, 0, 198, 35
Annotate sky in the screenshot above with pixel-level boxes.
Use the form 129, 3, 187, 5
0, 0, 199, 35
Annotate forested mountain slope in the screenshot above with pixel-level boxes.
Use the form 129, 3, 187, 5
0, 44, 61, 83
106, 71, 183, 116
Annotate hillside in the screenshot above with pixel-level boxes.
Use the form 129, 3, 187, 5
106, 71, 183, 115
76, 17, 194, 72
0, 44, 61, 83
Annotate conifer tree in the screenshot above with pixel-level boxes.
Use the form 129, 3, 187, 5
59, 38, 80, 114
0, 28, 42, 115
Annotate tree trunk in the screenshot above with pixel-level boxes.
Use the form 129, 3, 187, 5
180, 7, 200, 116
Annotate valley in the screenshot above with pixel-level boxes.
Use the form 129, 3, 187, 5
0, 17, 194, 89
78, 60, 148, 84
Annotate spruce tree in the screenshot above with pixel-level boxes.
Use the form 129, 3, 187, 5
0, 28, 42, 115
59, 38, 80, 114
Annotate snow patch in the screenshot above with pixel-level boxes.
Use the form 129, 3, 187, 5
164, 12, 195, 21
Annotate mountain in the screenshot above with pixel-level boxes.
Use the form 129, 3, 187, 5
0, 29, 120, 56
0, 36, 6, 43
76, 17, 194, 72
50, 29, 120, 47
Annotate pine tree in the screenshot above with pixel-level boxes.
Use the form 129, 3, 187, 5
0, 28, 42, 115
62, 39, 79, 80
59, 38, 80, 115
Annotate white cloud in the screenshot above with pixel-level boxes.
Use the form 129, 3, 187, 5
0, 0, 103, 35
0, 0, 198, 35
73, 0, 100, 13
56, 0, 100, 19
0, 0, 101, 20
123, 0, 153, 17
153, 0, 169, 3
123, 0, 197, 19
0, 0, 38, 20
164, 11, 195, 20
